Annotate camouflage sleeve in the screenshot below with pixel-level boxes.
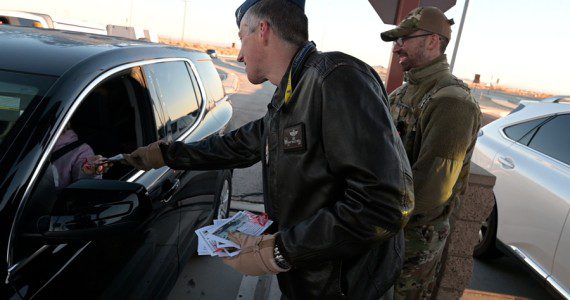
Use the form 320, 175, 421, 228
411, 93, 480, 219
388, 86, 402, 106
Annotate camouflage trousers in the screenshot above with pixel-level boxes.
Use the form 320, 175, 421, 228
394, 216, 451, 300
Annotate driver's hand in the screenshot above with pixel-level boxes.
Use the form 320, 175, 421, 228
82, 155, 113, 175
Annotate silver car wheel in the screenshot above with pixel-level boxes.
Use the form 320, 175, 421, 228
478, 221, 489, 242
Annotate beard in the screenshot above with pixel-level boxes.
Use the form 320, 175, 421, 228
397, 39, 429, 71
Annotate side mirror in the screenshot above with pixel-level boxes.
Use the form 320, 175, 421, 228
38, 179, 152, 243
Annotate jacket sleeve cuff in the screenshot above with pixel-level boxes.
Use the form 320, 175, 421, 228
159, 142, 174, 167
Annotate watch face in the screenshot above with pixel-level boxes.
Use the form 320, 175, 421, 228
273, 245, 291, 269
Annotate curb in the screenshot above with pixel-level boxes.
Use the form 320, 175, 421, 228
462, 289, 528, 299
236, 275, 280, 300
235, 279, 527, 300
230, 199, 264, 213
218, 59, 240, 95
219, 54, 238, 59
223, 72, 239, 95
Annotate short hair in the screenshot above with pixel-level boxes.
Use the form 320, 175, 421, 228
242, 0, 308, 47
439, 35, 449, 54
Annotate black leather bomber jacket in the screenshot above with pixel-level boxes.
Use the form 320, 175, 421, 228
162, 43, 414, 299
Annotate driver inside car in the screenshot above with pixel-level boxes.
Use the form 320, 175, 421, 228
51, 123, 112, 189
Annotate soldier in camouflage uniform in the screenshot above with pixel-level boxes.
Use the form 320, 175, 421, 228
381, 7, 482, 299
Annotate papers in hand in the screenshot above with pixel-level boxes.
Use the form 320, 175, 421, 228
102, 154, 125, 163
196, 211, 273, 257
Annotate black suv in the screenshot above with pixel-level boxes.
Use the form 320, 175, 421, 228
0, 26, 233, 299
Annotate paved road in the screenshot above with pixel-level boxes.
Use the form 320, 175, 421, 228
213, 58, 269, 205
167, 57, 555, 300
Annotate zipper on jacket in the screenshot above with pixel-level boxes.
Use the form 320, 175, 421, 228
338, 260, 346, 297
265, 75, 289, 225
264, 106, 280, 224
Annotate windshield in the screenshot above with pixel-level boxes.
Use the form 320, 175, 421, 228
0, 70, 57, 145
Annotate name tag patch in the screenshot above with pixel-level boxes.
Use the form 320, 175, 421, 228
283, 123, 305, 152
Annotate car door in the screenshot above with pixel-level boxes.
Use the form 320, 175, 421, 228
179, 59, 233, 262
492, 114, 570, 278
6, 66, 182, 299
141, 59, 225, 266
551, 211, 570, 298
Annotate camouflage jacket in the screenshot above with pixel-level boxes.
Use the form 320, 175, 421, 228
388, 55, 481, 225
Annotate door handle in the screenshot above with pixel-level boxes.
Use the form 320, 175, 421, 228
498, 156, 515, 169
161, 179, 180, 203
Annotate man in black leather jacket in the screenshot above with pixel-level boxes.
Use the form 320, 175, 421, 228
124, 0, 414, 298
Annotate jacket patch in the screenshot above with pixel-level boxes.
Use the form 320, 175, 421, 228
283, 123, 305, 152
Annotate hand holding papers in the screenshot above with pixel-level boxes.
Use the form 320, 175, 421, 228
196, 211, 272, 257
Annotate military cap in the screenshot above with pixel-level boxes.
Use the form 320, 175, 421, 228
381, 6, 454, 42
235, 0, 306, 27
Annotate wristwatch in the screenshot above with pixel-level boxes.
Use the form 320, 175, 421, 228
273, 243, 291, 270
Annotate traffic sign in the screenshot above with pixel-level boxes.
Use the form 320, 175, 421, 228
369, 0, 456, 24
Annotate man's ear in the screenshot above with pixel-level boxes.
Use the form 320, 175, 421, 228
427, 34, 440, 51
259, 20, 270, 45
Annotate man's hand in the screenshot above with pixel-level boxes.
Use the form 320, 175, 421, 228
123, 141, 166, 171
222, 233, 289, 276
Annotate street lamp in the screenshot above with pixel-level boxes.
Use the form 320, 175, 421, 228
129, 0, 135, 26
181, 0, 190, 42
449, 0, 470, 73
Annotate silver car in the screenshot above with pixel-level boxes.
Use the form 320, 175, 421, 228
540, 95, 570, 104
472, 100, 570, 298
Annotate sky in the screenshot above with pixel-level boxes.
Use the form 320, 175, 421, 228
1, 0, 568, 94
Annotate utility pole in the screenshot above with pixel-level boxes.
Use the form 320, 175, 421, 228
450, 0, 470, 73
181, 0, 189, 42
129, 0, 137, 26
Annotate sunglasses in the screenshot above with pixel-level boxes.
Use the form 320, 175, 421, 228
394, 33, 433, 47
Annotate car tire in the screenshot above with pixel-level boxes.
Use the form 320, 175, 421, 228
214, 170, 232, 220
473, 203, 502, 259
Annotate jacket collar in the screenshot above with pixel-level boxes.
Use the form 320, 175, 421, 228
272, 41, 317, 110
290, 41, 316, 87
404, 54, 449, 85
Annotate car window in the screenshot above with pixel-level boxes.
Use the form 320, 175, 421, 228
527, 114, 570, 165
503, 117, 548, 143
144, 61, 201, 140
70, 68, 155, 179
517, 126, 539, 145
12, 67, 154, 262
187, 62, 204, 104
558, 97, 570, 103
0, 70, 57, 146
194, 60, 225, 104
